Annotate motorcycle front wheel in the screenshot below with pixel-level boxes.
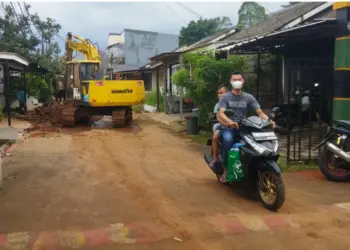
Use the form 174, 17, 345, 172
257, 171, 285, 211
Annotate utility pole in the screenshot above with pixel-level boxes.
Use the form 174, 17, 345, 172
333, 2, 350, 120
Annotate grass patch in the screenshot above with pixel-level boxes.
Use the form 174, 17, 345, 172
146, 90, 163, 106
278, 156, 319, 172
191, 131, 211, 145
145, 90, 164, 112
280, 164, 319, 172
132, 105, 143, 113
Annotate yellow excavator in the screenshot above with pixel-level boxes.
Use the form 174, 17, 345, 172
52, 32, 145, 127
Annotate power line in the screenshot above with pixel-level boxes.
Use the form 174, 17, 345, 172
22, 2, 65, 43
164, 2, 187, 25
17, 2, 40, 41
23, 2, 42, 37
55, 33, 65, 42
176, 2, 203, 19
177, 2, 202, 19
9, 2, 27, 39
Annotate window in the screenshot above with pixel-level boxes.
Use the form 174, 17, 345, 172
79, 63, 101, 80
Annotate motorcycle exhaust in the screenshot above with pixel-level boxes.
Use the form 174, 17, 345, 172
326, 142, 350, 164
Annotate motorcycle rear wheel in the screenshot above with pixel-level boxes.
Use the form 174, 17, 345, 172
257, 171, 285, 211
318, 148, 350, 182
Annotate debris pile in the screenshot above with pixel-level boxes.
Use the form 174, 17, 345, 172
91, 115, 113, 128
16, 103, 63, 125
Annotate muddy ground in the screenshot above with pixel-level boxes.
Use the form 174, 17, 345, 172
1, 114, 350, 249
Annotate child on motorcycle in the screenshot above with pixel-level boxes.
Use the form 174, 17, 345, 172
209, 85, 229, 169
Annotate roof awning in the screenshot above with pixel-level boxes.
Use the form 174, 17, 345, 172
0, 52, 29, 71
149, 52, 181, 61
0, 52, 29, 66
144, 61, 163, 69
218, 19, 336, 54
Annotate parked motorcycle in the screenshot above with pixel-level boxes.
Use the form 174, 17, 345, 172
270, 83, 330, 133
315, 120, 350, 182
204, 111, 286, 211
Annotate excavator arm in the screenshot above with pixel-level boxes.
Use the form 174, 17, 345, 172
65, 32, 101, 63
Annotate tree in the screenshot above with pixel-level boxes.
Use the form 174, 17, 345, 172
179, 17, 232, 46
172, 53, 248, 128
0, 2, 64, 103
236, 2, 267, 29
0, 2, 63, 75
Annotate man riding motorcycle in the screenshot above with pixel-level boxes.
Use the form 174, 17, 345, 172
217, 72, 275, 182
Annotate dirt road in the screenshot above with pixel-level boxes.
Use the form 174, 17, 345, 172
1, 114, 350, 249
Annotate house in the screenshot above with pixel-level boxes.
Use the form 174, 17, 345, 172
216, 2, 339, 164
106, 29, 179, 90
216, 2, 334, 107
142, 27, 238, 113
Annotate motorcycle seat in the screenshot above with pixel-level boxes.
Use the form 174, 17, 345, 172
334, 120, 350, 129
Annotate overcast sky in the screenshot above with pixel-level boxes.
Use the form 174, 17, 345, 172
26, 2, 286, 53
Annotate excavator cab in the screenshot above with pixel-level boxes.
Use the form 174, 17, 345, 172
65, 60, 100, 102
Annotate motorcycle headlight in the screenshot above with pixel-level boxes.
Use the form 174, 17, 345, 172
272, 140, 279, 153
243, 136, 271, 156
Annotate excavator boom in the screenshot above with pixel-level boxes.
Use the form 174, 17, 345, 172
65, 32, 101, 63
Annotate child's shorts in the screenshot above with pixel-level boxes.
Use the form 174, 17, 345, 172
212, 123, 221, 133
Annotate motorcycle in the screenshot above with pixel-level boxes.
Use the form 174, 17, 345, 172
315, 120, 350, 182
204, 110, 286, 211
270, 83, 330, 133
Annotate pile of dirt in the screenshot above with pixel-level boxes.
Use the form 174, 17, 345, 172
14, 103, 64, 137
15, 103, 63, 125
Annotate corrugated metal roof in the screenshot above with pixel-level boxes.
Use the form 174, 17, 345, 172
113, 64, 140, 73
223, 2, 325, 43
315, 8, 335, 19
183, 28, 236, 52
220, 19, 335, 52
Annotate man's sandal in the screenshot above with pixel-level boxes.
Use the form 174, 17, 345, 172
209, 161, 217, 169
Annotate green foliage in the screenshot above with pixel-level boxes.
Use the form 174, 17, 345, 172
8, 73, 52, 105
145, 90, 163, 106
172, 53, 248, 129
26, 74, 51, 102
179, 17, 232, 46
132, 105, 143, 113
0, 3, 64, 75
237, 2, 267, 29
171, 68, 191, 88
145, 90, 164, 112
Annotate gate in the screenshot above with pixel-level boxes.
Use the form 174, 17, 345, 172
279, 57, 334, 165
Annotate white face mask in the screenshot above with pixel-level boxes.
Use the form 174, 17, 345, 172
231, 80, 243, 89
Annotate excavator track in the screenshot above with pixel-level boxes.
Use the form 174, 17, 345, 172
50, 104, 64, 124
112, 107, 132, 127
60, 106, 78, 127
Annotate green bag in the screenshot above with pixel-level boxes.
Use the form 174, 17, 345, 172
226, 148, 244, 182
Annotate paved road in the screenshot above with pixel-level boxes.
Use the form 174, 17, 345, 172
1, 115, 350, 249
